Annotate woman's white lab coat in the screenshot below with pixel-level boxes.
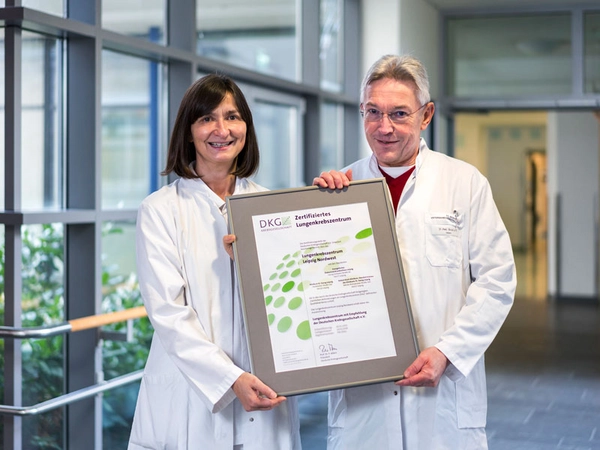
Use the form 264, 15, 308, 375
327, 139, 516, 450
128, 175, 301, 450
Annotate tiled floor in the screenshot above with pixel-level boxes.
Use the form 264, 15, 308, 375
297, 245, 600, 449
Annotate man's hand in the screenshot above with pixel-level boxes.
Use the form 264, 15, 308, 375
232, 372, 287, 411
312, 169, 353, 190
223, 234, 235, 260
395, 347, 450, 388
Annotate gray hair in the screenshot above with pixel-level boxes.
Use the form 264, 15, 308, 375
360, 54, 431, 106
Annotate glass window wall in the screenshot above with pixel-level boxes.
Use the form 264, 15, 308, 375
197, 0, 299, 82
101, 220, 151, 449
0, 29, 4, 211
21, 0, 64, 16
252, 100, 301, 189
320, 0, 343, 92
21, 223, 66, 450
447, 14, 572, 97
320, 102, 343, 172
102, 0, 167, 44
584, 12, 600, 94
102, 50, 165, 209
22, 32, 63, 210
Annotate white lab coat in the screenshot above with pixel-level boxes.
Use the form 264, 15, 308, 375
128, 175, 301, 450
327, 139, 516, 450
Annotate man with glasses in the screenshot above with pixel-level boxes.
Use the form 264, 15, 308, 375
314, 54, 516, 449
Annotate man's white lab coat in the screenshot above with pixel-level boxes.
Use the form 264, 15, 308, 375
327, 139, 516, 450
128, 176, 301, 450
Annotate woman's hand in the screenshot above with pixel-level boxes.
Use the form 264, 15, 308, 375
312, 169, 353, 189
232, 372, 287, 411
223, 234, 236, 260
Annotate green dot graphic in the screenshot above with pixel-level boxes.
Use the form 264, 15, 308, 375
278, 316, 292, 332
291, 268, 301, 277
297, 281, 309, 292
288, 297, 302, 310
296, 320, 311, 340
356, 228, 373, 239
279, 271, 289, 279
283, 254, 291, 260
277, 263, 284, 270
270, 282, 281, 292
265, 295, 273, 306
269, 272, 277, 280
274, 296, 285, 308
282, 281, 295, 292
263, 284, 270, 291
268, 313, 275, 325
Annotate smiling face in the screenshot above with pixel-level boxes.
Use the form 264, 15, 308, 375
191, 92, 247, 176
362, 77, 434, 167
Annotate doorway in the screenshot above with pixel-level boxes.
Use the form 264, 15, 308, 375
453, 111, 548, 299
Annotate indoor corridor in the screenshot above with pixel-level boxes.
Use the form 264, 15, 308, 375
298, 243, 600, 449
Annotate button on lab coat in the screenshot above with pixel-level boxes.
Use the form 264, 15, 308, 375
128, 176, 301, 450
327, 139, 516, 450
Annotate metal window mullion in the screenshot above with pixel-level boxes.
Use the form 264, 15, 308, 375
3, 230, 23, 450
168, 0, 195, 185
3, 24, 24, 450
342, 0, 360, 166
571, 9, 584, 96
65, 0, 101, 441
43, 37, 57, 207
301, 1, 320, 184
301, 0, 319, 87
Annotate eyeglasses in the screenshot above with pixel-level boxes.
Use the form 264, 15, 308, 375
360, 103, 428, 124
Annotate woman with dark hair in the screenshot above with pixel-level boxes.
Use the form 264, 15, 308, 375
128, 74, 301, 450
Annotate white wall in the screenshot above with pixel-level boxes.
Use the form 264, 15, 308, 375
547, 111, 599, 298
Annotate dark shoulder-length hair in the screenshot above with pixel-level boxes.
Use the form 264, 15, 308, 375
162, 73, 260, 179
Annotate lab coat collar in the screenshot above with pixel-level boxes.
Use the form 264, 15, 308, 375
367, 137, 430, 178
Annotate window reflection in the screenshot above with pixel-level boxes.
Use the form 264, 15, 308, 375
0, 29, 4, 211
320, 102, 343, 172
21, 0, 64, 16
447, 14, 572, 97
22, 32, 63, 210
20, 223, 65, 449
102, 0, 166, 44
197, 0, 298, 82
252, 100, 299, 189
584, 13, 600, 94
320, 0, 343, 92
102, 50, 165, 209
101, 220, 151, 449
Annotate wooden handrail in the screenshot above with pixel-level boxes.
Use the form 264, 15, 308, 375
68, 306, 148, 332
0, 306, 148, 339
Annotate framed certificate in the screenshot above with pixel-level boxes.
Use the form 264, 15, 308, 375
226, 179, 419, 396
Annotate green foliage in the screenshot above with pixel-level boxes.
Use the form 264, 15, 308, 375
0, 223, 153, 450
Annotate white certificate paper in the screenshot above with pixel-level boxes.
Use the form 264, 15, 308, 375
252, 202, 397, 373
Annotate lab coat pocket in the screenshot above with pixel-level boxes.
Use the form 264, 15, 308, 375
425, 213, 463, 268
455, 368, 487, 429
129, 373, 190, 448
